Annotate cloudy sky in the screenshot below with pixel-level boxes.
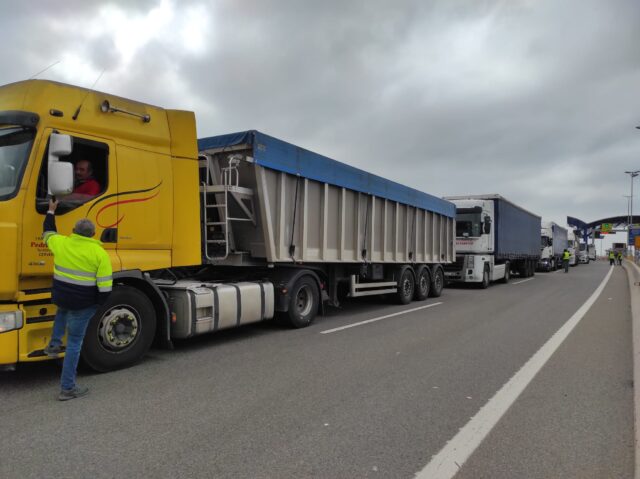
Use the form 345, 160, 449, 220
1, 0, 639, 249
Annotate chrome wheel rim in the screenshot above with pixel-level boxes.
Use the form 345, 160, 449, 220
97, 307, 140, 351
295, 286, 313, 317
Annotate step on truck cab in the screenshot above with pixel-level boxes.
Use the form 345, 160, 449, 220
0, 80, 456, 372
442, 194, 541, 288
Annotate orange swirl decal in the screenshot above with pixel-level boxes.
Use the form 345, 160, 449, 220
96, 190, 161, 229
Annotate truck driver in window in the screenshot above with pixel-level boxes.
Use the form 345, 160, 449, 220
64, 159, 101, 200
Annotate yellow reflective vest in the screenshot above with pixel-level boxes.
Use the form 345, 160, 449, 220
44, 217, 112, 309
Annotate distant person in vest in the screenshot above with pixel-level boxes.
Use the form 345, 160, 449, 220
64, 160, 101, 201
617, 251, 623, 265
609, 250, 615, 266
42, 198, 112, 401
562, 249, 571, 273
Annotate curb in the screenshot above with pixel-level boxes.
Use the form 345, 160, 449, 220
622, 260, 640, 479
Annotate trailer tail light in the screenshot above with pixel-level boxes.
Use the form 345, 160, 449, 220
171, 312, 177, 324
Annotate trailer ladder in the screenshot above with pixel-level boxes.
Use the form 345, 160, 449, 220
200, 155, 256, 261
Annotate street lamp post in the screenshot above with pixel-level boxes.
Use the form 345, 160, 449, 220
625, 170, 640, 255
624, 194, 632, 224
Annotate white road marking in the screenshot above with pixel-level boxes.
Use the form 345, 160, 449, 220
511, 278, 535, 285
320, 302, 443, 334
414, 265, 614, 479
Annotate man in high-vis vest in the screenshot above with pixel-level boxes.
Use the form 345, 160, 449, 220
562, 249, 571, 273
42, 199, 112, 401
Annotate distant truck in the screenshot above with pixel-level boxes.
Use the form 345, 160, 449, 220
443, 194, 541, 288
612, 242, 627, 252
577, 242, 590, 264
611, 242, 627, 259
567, 230, 578, 266
538, 221, 568, 271
588, 244, 596, 261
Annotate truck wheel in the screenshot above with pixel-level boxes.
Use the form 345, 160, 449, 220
396, 268, 415, 305
480, 266, 490, 289
81, 286, 156, 372
429, 266, 445, 298
286, 276, 319, 328
413, 267, 431, 301
500, 262, 510, 283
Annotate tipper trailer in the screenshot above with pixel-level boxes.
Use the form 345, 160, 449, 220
0, 80, 455, 372
538, 221, 568, 271
442, 194, 541, 288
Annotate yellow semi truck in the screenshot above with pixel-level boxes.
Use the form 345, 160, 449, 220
0, 80, 455, 372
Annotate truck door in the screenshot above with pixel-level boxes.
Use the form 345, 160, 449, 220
115, 144, 173, 271
24, 129, 120, 278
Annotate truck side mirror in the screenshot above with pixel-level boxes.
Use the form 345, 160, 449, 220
483, 217, 492, 234
47, 133, 74, 196
48, 162, 74, 196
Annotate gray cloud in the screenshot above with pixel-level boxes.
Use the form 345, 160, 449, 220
1, 0, 639, 234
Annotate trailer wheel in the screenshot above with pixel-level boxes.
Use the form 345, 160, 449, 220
413, 267, 431, 301
429, 266, 445, 298
286, 276, 319, 328
81, 286, 156, 372
396, 268, 415, 305
529, 260, 536, 276
500, 262, 510, 283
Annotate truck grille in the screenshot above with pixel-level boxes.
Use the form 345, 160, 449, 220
443, 255, 465, 272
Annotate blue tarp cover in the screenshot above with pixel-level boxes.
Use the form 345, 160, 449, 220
198, 130, 455, 218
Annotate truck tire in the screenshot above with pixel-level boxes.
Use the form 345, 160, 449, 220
517, 262, 525, 277
413, 266, 431, 301
500, 262, 510, 283
429, 266, 445, 298
81, 286, 156, 372
286, 276, 319, 328
396, 268, 415, 305
479, 266, 490, 289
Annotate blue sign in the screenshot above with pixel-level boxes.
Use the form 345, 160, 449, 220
628, 228, 640, 246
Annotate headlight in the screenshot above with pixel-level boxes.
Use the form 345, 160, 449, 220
0, 311, 23, 333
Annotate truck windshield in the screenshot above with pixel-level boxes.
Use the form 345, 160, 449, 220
541, 236, 550, 248
0, 126, 35, 201
456, 213, 482, 237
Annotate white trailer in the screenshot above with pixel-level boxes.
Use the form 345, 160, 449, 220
538, 221, 568, 271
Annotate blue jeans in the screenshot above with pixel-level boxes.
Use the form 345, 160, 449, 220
49, 305, 97, 391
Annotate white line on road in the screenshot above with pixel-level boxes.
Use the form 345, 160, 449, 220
415, 265, 614, 479
320, 302, 443, 334
512, 278, 535, 285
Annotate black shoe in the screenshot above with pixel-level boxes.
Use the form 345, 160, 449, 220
44, 344, 64, 358
58, 385, 89, 401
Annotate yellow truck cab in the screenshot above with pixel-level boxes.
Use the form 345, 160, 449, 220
0, 80, 201, 370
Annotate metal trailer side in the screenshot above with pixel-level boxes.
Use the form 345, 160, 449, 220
197, 130, 456, 267
493, 196, 541, 260
551, 223, 568, 257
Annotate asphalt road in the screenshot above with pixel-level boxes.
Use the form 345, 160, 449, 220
0, 260, 633, 479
